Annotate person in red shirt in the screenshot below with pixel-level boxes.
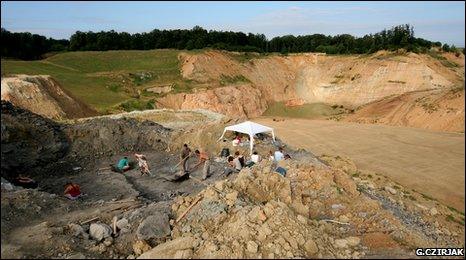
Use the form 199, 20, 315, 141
64, 182, 82, 200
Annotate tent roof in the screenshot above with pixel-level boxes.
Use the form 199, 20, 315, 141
224, 121, 273, 136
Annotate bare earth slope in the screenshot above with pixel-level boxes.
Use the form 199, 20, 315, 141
255, 117, 465, 212
156, 50, 464, 121
1, 75, 98, 120
156, 84, 267, 119
343, 88, 465, 132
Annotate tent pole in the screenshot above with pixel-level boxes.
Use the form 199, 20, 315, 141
249, 134, 254, 155
217, 129, 227, 142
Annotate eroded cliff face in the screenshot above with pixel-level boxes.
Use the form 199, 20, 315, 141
152, 50, 464, 125
156, 84, 268, 118
176, 50, 463, 108
295, 52, 459, 107
1, 75, 97, 120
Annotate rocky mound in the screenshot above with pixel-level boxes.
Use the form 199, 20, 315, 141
343, 87, 465, 132
1, 75, 97, 120
139, 156, 464, 259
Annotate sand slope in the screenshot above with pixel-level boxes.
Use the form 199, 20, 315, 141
344, 88, 464, 132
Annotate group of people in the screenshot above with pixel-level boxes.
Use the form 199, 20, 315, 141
222, 146, 291, 177
109, 144, 211, 181
179, 144, 211, 180
112, 153, 152, 176
70, 138, 291, 200
61, 152, 152, 202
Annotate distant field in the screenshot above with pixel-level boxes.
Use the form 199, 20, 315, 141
1, 49, 193, 112
263, 102, 346, 119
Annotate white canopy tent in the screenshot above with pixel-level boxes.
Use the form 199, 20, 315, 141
217, 121, 276, 154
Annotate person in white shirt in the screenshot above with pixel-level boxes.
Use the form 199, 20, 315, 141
251, 151, 261, 163
274, 147, 285, 161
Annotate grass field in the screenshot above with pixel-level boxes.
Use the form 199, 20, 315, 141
263, 102, 346, 119
1, 49, 194, 112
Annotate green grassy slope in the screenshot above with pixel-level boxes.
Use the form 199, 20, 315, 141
1, 49, 192, 113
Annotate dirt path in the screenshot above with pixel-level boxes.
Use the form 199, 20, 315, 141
255, 117, 465, 212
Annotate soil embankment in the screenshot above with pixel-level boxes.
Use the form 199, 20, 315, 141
1, 75, 98, 120
343, 88, 464, 132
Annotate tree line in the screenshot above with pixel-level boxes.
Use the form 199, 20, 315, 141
1, 28, 69, 60
1, 24, 462, 60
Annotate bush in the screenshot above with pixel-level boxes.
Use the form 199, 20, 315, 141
119, 99, 155, 112
107, 83, 121, 92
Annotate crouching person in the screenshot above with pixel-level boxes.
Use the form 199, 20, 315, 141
223, 155, 242, 176
64, 182, 82, 200
275, 154, 291, 177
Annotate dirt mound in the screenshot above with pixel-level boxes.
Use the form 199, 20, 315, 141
1, 75, 97, 120
140, 155, 464, 259
343, 88, 465, 132
74, 107, 225, 130
62, 117, 170, 162
1, 101, 69, 180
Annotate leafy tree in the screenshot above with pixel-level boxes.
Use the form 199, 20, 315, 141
442, 43, 451, 52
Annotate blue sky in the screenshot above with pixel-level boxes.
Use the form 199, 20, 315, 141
1, 1, 465, 46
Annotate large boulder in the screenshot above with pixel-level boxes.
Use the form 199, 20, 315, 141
136, 213, 171, 241
89, 223, 112, 242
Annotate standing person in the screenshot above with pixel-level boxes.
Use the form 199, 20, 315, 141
180, 144, 192, 174
268, 150, 275, 161
274, 147, 285, 162
134, 153, 152, 176
193, 150, 211, 180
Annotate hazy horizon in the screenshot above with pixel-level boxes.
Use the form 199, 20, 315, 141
1, 1, 465, 47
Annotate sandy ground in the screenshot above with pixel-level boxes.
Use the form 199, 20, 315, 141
255, 117, 465, 212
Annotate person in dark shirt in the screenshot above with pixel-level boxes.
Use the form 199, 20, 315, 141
180, 144, 192, 174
